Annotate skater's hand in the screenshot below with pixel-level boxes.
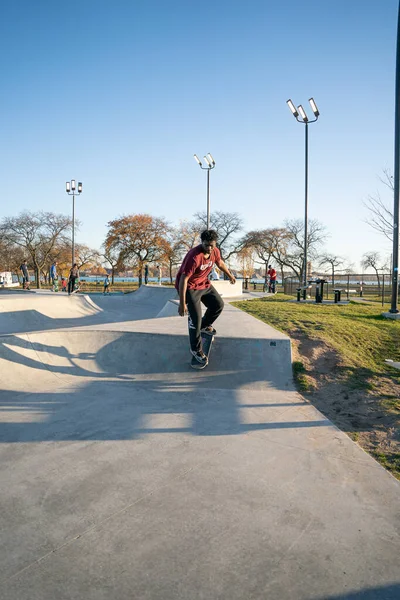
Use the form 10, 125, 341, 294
178, 303, 187, 317
229, 275, 236, 285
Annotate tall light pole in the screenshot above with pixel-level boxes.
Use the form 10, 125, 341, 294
65, 180, 83, 266
194, 153, 215, 230
390, 1, 400, 314
287, 98, 320, 298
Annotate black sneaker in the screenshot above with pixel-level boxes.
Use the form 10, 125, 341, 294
190, 350, 208, 367
201, 326, 216, 335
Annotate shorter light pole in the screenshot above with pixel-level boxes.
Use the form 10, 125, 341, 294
65, 180, 83, 266
286, 98, 320, 298
194, 153, 215, 230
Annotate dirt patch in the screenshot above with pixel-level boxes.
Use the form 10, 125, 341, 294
291, 331, 400, 478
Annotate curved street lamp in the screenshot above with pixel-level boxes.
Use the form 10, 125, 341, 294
65, 180, 83, 266
193, 153, 215, 230
286, 97, 320, 298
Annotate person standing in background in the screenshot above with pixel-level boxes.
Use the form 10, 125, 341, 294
267, 264, 277, 294
144, 264, 149, 284
68, 263, 79, 294
20, 260, 30, 290
50, 261, 58, 291
103, 274, 110, 294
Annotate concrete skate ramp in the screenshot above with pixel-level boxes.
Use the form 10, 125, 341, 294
0, 286, 178, 335
91, 284, 178, 316
0, 325, 292, 398
0, 293, 102, 335
1, 306, 399, 599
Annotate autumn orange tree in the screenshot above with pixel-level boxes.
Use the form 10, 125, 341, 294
104, 214, 171, 286
236, 247, 255, 279
163, 228, 189, 284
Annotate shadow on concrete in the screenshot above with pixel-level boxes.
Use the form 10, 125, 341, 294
0, 331, 327, 443
320, 583, 400, 599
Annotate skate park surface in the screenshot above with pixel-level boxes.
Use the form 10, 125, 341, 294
0, 286, 399, 600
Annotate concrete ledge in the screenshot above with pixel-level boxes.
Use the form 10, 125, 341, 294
211, 279, 242, 297
385, 359, 400, 370
382, 311, 400, 320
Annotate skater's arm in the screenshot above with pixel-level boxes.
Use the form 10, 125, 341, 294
178, 275, 189, 316
217, 261, 236, 284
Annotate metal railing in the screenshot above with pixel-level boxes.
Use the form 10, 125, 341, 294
284, 273, 394, 305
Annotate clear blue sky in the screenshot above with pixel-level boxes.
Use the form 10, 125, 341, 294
0, 0, 397, 270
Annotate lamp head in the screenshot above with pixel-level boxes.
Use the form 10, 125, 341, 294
286, 99, 299, 118
193, 154, 202, 167
298, 105, 309, 122
308, 97, 320, 117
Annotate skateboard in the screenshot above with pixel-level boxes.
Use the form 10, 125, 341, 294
188, 316, 214, 370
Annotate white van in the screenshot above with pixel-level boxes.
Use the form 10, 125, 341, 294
0, 271, 19, 288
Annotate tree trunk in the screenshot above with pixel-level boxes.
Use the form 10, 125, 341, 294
263, 262, 268, 291
138, 263, 143, 287
332, 266, 335, 288
35, 266, 40, 289
374, 269, 381, 293
169, 262, 173, 284
111, 267, 115, 285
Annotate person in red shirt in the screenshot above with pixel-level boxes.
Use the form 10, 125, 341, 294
176, 229, 236, 367
267, 264, 277, 294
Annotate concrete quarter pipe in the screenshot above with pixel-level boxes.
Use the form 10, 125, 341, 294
0, 288, 399, 599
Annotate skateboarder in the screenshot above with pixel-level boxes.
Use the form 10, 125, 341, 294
176, 229, 236, 367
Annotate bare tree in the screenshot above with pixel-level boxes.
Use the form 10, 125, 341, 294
102, 244, 125, 285
363, 169, 394, 241
318, 254, 344, 287
241, 228, 288, 288
192, 211, 244, 263
278, 218, 327, 280
176, 220, 201, 251
0, 211, 72, 288
75, 244, 101, 271
0, 240, 25, 278
361, 251, 385, 292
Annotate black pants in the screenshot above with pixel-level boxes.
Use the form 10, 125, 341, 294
186, 285, 224, 352
68, 277, 77, 294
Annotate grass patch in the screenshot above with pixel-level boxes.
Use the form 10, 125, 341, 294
292, 361, 314, 392
232, 296, 400, 479
233, 298, 400, 381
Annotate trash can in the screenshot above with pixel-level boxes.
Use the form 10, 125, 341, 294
297, 288, 302, 302
334, 289, 341, 303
